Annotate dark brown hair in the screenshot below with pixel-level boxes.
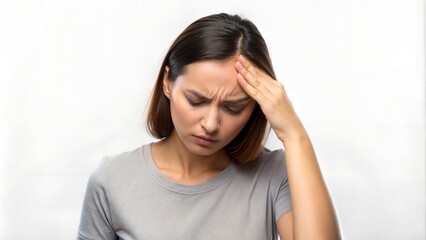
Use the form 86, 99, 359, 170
147, 13, 276, 164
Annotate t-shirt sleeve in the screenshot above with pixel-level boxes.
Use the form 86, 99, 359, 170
77, 158, 117, 240
271, 150, 292, 221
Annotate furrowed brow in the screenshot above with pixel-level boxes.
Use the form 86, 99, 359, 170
222, 97, 251, 105
187, 89, 250, 105
187, 90, 212, 101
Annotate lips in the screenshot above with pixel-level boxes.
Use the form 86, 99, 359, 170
193, 135, 218, 146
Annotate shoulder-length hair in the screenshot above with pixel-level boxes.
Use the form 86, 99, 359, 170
147, 13, 276, 164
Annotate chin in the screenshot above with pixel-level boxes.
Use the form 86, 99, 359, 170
183, 141, 222, 157
188, 145, 219, 156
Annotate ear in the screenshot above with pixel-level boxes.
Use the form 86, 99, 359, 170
163, 66, 172, 99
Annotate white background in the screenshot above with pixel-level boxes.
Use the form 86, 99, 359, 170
0, 0, 424, 239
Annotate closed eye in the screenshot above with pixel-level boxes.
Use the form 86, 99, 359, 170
187, 98, 205, 106
186, 94, 246, 115
223, 105, 244, 115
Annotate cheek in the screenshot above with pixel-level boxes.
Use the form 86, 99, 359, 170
169, 94, 196, 129
223, 109, 255, 138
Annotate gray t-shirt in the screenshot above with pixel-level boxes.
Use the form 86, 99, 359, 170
77, 143, 292, 240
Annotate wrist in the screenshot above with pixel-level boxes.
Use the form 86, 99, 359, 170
280, 123, 309, 144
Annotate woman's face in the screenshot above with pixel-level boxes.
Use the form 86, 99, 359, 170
164, 57, 256, 157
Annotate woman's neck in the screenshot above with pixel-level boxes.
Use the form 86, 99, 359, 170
151, 132, 230, 185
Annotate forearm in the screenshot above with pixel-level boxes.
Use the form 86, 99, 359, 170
283, 126, 341, 240
234, 53, 340, 238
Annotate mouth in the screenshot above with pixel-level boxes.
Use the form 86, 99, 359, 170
193, 135, 218, 146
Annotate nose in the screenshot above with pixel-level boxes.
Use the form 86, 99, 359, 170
201, 107, 220, 134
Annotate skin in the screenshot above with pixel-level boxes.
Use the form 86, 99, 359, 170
152, 57, 256, 184
152, 55, 341, 239
235, 55, 341, 239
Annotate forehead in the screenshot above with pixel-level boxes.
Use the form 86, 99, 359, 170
175, 58, 247, 98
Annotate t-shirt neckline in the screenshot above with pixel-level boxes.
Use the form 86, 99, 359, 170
142, 143, 238, 195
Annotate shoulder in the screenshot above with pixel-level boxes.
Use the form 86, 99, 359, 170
259, 148, 285, 163
259, 148, 288, 179
88, 145, 146, 187
238, 147, 287, 180
251, 148, 286, 172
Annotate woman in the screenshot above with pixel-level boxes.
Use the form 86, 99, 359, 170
77, 13, 341, 240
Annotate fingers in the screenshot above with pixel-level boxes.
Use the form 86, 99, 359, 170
236, 72, 260, 100
235, 55, 299, 138
235, 55, 279, 100
235, 61, 260, 90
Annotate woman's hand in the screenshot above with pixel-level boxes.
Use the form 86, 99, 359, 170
235, 54, 341, 240
235, 55, 304, 142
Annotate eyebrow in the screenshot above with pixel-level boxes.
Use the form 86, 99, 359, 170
186, 89, 251, 104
